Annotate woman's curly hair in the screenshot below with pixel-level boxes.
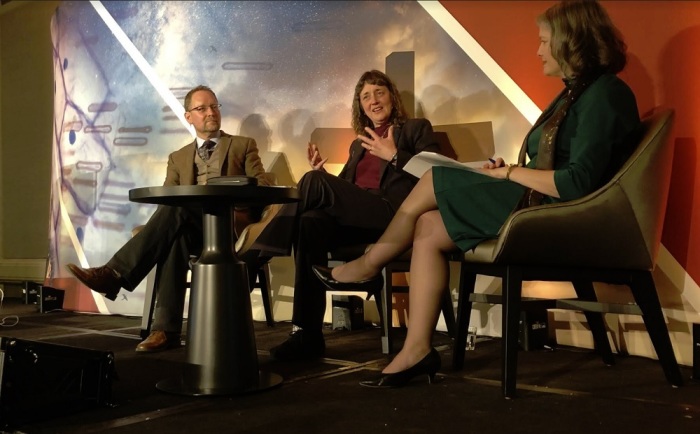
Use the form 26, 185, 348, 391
351, 70, 408, 135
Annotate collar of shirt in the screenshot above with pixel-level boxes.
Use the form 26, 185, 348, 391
196, 133, 221, 149
373, 123, 391, 138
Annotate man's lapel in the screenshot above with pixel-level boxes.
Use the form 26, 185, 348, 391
182, 140, 197, 185
216, 133, 233, 175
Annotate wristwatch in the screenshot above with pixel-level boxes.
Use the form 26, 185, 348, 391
390, 152, 398, 164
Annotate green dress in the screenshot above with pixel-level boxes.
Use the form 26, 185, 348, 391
434, 74, 641, 252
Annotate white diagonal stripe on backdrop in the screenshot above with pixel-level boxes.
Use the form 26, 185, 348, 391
89, 0, 194, 137
417, 0, 541, 125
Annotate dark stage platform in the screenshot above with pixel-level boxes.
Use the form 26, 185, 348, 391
0, 298, 698, 433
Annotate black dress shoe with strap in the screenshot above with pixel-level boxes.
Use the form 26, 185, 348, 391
312, 265, 383, 294
360, 348, 441, 388
66, 263, 123, 301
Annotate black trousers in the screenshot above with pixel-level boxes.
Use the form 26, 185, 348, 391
106, 205, 203, 332
252, 171, 396, 331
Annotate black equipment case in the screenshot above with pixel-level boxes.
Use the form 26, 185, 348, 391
0, 337, 116, 428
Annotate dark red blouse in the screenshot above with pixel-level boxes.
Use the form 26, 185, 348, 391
354, 123, 391, 190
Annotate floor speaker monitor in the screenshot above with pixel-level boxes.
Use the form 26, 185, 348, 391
0, 337, 116, 429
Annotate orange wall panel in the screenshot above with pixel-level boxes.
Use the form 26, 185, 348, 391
441, 0, 700, 283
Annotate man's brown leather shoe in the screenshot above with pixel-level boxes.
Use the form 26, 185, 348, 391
66, 264, 122, 301
135, 331, 182, 353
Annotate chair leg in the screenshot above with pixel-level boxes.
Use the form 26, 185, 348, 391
453, 264, 476, 370
502, 266, 523, 399
140, 265, 160, 339
257, 263, 274, 327
381, 266, 393, 355
629, 271, 683, 387
571, 280, 615, 366
372, 287, 384, 333
441, 287, 456, 338
365, 274, 386, 342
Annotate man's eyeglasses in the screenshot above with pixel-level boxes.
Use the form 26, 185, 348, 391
188, 104, 222, 113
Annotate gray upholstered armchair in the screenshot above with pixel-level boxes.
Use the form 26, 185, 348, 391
453, 108, 683, 398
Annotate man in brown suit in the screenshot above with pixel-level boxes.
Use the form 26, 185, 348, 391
67, 85, 270, 352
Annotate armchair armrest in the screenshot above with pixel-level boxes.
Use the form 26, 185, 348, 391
491, 109, 675, 271
494, 183, 648, 269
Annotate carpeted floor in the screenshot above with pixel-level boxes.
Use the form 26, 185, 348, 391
0, 298, 698, 434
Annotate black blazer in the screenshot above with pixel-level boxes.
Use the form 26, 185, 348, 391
338, 118, 440, 210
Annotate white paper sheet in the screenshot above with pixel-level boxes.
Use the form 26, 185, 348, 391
403, 151, 489, 178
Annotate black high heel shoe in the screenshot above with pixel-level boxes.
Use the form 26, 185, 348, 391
312, 265, 384, 293
360, 348, 441, 388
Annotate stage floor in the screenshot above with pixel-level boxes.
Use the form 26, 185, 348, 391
0, 297, 698, 433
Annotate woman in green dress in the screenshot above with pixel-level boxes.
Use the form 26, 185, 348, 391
314, 0, 641, 388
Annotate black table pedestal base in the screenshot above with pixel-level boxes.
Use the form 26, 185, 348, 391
153, 259, 284, 396
156, 371, 283, 396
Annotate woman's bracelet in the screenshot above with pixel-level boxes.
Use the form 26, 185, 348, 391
506, 164, 518, 181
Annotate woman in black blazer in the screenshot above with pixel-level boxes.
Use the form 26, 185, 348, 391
251, 70, 441, 361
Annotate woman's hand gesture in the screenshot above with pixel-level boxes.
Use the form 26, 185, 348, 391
358, 126, 397, 162
307, 142, 327, 170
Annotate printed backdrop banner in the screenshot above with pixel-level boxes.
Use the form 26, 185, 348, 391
47, 1, 529, 315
